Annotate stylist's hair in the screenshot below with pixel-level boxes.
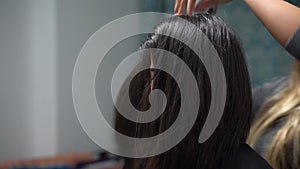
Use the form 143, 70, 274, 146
248, 60, 300, 169
115, 13, 252, 169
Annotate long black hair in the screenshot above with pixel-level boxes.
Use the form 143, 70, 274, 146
115, 13, 252, 169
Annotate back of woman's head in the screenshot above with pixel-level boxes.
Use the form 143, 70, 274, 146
115, 13, 252, 169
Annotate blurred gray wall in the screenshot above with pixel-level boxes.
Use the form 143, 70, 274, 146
0, 0, 57, 161
0, 0, 141, 161
56, 0, 142, 154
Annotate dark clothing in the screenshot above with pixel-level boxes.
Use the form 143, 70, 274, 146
222, 144, 273, 169
285, 26, 300, 60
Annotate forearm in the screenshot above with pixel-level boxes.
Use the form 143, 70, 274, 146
243, 0, 300, 46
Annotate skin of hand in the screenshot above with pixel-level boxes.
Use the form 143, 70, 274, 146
174, 0, 231, 15
174, 0, 300, 46
244, 0, 300, 46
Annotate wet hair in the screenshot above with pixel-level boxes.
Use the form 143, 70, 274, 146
115, 13, 252, 169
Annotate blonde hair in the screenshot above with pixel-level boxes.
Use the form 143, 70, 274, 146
248, 60, 300, 169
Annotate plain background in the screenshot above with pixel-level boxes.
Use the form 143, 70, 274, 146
0, 0, 142, 161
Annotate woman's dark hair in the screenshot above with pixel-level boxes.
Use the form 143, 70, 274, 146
115, 13, 252, 169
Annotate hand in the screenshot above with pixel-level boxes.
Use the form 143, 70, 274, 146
174, 0, 233, 15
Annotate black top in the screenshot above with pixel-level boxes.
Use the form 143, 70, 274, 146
285, 26, 300, 60
222, 143, 273, 169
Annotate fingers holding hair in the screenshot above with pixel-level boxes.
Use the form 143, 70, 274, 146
174, 0, 212, 15
187, 0, 196, 15
174, 0, 180, 13
175, 0, 228, 15
175, 0, 187, 15
179, 0, 188, 15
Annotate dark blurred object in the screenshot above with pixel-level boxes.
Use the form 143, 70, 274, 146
75, 152, 123, 169
286, 0, 300, 6
8, 164, 69, 169
207, 5, 218, 14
